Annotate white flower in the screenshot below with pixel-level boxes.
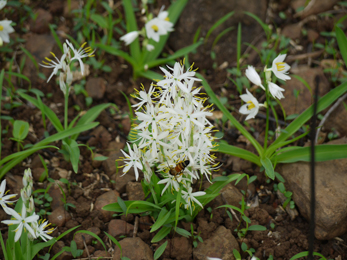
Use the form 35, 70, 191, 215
239, 89, 264, 120
120, 143, 143, 181
0, 20, 14, 43
40, 52, 67, 82
181, 186, 205, 214
146, 44, 154, 51
2, 206, 39, 242
23, 168, 33, 188
120, 31, 139, 45
157, 173, 180, 195
66, 40, 95, 75
245, 66, 265, 91
131, 83, 156, 110
158, 62, 201, 95
268, 82, 285, 100
157, 6, 174, 32
0, 179, 17, 212
207, 258, 222, 260
34, 219, 55, 242
269, 54, 291, 81
145, 18, 170, 42
0, 0, 6, 10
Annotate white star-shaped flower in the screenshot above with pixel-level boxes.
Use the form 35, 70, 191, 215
239, 89, 265, 120
0, 20, 14, 44
269, 53, 291, 81
0, 179, 17, 212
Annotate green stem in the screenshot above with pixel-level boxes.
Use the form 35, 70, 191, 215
64, 86, 70, 130
264, 83, 270, 151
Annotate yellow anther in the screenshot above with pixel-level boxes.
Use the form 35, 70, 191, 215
45, 57, 52, 62
0, 25, 3, 31
50, 52, 56, 58
81, 42, 87, 48
151, 25, 159, 32
247, 100, 255, 110
276, 62, 285, 71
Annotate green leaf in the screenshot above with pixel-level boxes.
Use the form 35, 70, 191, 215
197, 73, 263, 155
138, 70, 163, 81
244, 11, 270, 38
289, 251, 327, 260
0, 123, 98, 179
49, 24, 63, 53
151, 208, 173, 232
94, 43, 137, 67
122, 0, 141, 61
74, 230, 106, 251
104, 232, 122, 257
151, 225, 171, 243
12, 120, 29, 140
291, 74, 312, 96
90, 14, 108, 28
62, 140, 80, 173
233, 248, 242, 260
175, 227, 191, 238
267, 80, 347, 156
205, 11, 234, 43
214, 142, 261, 166
248, 225, 267, 231
103, 200, 161, 214
146, 41, 203, 69
260, 157, 275, 180
6, 71, 31, 89
154, 241, 168, 260
275, 144, 347, 163
336, 25, 347, 66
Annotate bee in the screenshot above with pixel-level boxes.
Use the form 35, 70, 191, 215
169, 160, 190, 177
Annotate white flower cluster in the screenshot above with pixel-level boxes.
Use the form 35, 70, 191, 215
0, 0, 15, 46
120, 61, 219, 214
40, 40, 95, 95
120, 5, 173, 52
1, 169, 55, 242
239, 54, 291, 120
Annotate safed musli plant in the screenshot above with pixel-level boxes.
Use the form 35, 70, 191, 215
199, 48, 347, 180
103, 61, 241, 243
97, 0, 202, 80
16, 39, 113, 173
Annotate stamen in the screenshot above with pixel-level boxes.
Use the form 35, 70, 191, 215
246, 100, 255, 110
276, 62, 285, 71
151, 25, 159, 32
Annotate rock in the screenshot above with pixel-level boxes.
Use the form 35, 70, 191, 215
307, 29, 319, 42
24, 34, 59, 85
106, 141, 126, 156
85, 78, 107, 100
74, 227, 101, 249
94, 190, 120, 222
107, 219, 134, 238
48, 206, 71, 227
87, 126, 112, 149
162, 237, 192, 259
103, 152, 124, 176
5, 175, 22, 196
193, 226, 240, 260
51, 240, 73, 260
168, 0, 267, 71
94, 250, 111, 258
49, 0, 64, 14
126, 182, 145, 201
30, 8, 53, 34
75, 196, 91, 218
279, 138, 347, 239
211, 183, 243, 210
32, 167, 46, 182
92, 153, 104, 168
112, 237, 153, 260
48, 184, 65, 210
281, 66, 330, 116
282, 23, 302, 40
297, 0, 339, 19
197, 218, 218, 240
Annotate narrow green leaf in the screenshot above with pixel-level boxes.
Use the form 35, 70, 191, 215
291, 74, 312, 96
94, 43, 137, 67
275, 144, 347, 163
233, 249, 242, 260
104, 232, 122, 257
260, 157, 275, 180
90, 14, 108, 28
336, 25, 347, 66
267, 81, 347, 156
49, 24, 63, 52
205, 11, 234, 42
151, 208, 171, 232
138, 70, 163, 81
289, 251, 327, 260
154, 240, 168, 260
151, 226, 171, 243
247, 225, 266, 231
214, 142, 261, 166
74, 230, 106, 250
197, 73, 263, 155
244, 11, 270, 38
